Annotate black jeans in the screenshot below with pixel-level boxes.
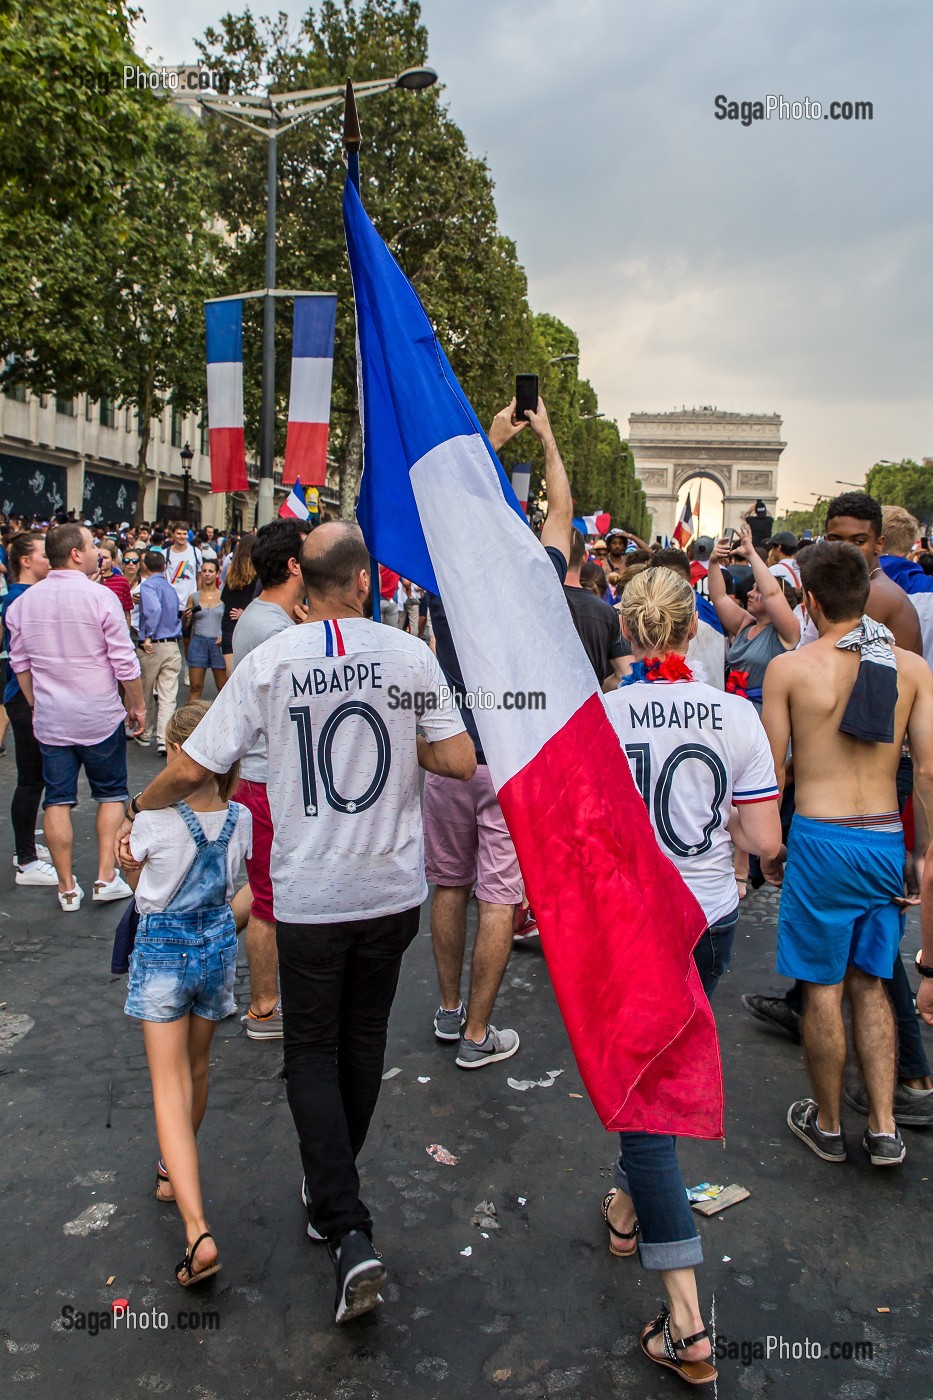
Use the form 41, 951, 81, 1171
7, 693, 43, 866
276, 906, 421, 1244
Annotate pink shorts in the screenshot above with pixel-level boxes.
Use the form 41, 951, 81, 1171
423, 765, 522, 906
234, 779, 274, 923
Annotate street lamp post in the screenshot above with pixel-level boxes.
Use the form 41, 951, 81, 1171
180, 441, 194, 523
199, 67, 438, 526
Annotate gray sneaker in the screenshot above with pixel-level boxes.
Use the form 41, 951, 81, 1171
455, 1025, 520, 1070
787, 1098, 847, 1162
863, 1127, 906, 1166
844, 1081, 933, 1128
433, 1003, 465, 1042
242, 1003, 284, 1039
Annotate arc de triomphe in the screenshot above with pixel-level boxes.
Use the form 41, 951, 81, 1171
627, 408, 785, 540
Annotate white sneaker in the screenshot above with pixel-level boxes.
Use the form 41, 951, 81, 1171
58, 882, 84, 913
15, 859, 59, 887
93, 873, 133, 902
12, 842, 51, 866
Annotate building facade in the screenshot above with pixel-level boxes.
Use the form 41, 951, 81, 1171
627, 407, 784, 541
0, 387, 338, 526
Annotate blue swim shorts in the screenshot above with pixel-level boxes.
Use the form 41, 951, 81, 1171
777, 814, 906, 985
124, 907, 237, 1023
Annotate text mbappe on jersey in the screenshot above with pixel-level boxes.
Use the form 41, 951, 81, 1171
628, 699, 723, 731
291, 662, 383, 697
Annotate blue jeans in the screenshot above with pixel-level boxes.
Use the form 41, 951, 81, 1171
614, 1133, 703, 1271
610, 909, 738, 1271
692, 907, 739, 999
40, 722, 128, 807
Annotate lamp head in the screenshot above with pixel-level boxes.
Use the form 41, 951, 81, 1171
395, 66, 438, 91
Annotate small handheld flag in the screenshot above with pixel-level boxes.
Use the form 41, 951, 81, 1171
278, 479, 310, 521
205, 300, 248, 494
673, 492, 694, 547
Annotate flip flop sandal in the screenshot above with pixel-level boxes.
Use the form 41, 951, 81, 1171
639, 1305, 717, 1387
155, 1159, 173, 1202
600, 1189, 639, 1257
176, 1232, 222, 1288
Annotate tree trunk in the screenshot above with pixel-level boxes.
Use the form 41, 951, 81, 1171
339, 410, 363, 522
133, 375, 155, 526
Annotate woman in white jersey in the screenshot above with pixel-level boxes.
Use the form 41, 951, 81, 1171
599, 567, 782, 1388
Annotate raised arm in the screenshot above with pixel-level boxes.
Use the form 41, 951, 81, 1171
707, 538, 753, 639
735, 524, 799, 647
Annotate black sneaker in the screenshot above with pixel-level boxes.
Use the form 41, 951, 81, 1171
741, 993, 802, 1041
787, 1098, 847, 1162
300, 1177, 326, 1243
330, 1230, 386, 1324
862, 1127, 906, 1167
844, 1081, 933, 1129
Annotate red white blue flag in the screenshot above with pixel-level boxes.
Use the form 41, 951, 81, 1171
205, 300, 248, 494
284, 294, 337, 487
673, 492, 694, 547
278, 479, 311, 522
344, 178, 721, 1139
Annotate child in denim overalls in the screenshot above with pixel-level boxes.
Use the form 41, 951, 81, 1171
121, 701, 252, 1287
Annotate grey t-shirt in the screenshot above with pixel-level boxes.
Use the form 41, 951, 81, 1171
232, 599, 294, 782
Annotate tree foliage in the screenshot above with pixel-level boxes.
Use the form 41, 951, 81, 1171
773, 500, 828, 538
0, 1, 223, 520
865, 460, 933, 527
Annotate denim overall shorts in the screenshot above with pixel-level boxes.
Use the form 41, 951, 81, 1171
124, 802, 241, 1023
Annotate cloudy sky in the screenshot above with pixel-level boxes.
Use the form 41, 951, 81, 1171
135, 0, 930, 532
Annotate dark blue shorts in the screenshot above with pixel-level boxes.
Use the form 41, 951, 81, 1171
777, 815, 905, 985
187, 634, 224, 670
40, 723, 129, 808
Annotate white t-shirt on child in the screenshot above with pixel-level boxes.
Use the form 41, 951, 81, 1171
129, 805, 252, 916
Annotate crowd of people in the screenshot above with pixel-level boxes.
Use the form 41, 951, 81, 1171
3, 424, 933, 1388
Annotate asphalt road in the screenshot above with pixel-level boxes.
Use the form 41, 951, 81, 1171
1, 738, 932, 1400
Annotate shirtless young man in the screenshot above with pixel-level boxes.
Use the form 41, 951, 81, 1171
761, 541, 933, 1167
823, 491, 922, 653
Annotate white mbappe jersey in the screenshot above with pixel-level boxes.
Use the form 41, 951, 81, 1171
184, 617, 465, 923
604, 679, 779, 925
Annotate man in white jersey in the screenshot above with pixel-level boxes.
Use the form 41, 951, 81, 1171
116, 523, 475, 1324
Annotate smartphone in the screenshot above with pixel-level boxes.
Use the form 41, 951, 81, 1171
515, 373, 538, 422
725, 528, 739, 548
922, 536, 930, 550
98, 553, 104, 570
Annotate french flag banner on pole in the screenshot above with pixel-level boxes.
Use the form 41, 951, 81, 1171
205, 300, 248, 494
278, 479, 311, 521
283, 294, 337, 487
344, 178, 722, 1139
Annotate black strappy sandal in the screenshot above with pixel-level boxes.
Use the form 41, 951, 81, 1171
176, 1232, 222, 1288
639, 1305, 717, 1387
600, 1189, 639, 1257
155, 1159, 173, 1202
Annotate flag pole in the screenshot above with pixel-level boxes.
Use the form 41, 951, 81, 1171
344, 79, 380, 621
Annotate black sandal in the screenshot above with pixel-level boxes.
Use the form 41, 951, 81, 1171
639, 1305, 717, 1387
600, 1189, 639, 1257
155, 1159, 173, 1202
176, 1232, 222, 1288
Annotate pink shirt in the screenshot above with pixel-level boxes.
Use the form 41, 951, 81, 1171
7, 570, 141, 746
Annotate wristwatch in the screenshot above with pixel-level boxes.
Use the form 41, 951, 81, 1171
915, 952, 933, 979
129, 792, 145, 819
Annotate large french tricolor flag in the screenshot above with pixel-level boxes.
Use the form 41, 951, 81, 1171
205, 300, 248, 494
345, 179, 721, 1139
283, 294, 337, 487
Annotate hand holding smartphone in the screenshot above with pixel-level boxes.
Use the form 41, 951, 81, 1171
514, 373, 539, 422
